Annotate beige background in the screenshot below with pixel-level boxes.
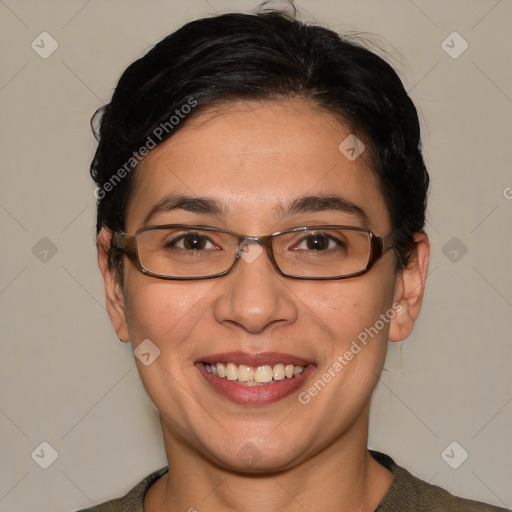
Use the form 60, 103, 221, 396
0, 1, 511, 510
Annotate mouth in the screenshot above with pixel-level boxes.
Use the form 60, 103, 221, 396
195, 352, 316, 405
203, 361, 306, 384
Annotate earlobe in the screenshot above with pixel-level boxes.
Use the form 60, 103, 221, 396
388, 232, 430, 342
97, 227, 130, 342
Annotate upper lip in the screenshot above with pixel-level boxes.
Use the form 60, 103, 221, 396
195, 351, 315, 367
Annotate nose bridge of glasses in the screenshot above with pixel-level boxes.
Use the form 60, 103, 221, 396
235, 234, 274, 265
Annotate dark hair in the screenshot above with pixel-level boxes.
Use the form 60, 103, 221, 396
90, 7, 429, 270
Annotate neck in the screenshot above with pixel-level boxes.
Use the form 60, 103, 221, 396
145, 409, 392, 512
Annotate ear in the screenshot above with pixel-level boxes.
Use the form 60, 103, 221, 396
97, 227, 130, 342
388, 232, 430, 342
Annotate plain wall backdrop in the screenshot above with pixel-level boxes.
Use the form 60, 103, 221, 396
0, 1, 511, 510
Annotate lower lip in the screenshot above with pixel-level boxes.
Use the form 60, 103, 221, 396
196, 363, 315, 405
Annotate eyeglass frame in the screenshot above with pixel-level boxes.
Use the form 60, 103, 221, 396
111, 224, 397, 281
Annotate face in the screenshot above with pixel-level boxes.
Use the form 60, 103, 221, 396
99, 99, 428, 472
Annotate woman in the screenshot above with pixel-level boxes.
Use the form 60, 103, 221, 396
81, 5, 507, 512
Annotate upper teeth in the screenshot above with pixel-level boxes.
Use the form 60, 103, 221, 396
204, 362, 305, 383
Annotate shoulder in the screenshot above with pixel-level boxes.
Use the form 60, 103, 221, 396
73, 466, 168, 512
371, 451, 509, 512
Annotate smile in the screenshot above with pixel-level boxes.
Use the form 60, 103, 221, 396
203, 362, 305, 385
196, 352, 315, 405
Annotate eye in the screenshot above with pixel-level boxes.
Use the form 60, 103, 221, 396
167, 233, 216, 251
294, 233, 341, 251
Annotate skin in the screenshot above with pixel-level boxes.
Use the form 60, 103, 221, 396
98, 99, 429, 512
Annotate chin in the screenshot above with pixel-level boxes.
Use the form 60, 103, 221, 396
205, 438, 308, 474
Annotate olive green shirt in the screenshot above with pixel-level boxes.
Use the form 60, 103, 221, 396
76, 451, 509, 511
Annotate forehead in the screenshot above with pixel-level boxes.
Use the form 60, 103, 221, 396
126, 99, 390, 233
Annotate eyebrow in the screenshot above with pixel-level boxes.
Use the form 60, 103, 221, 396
143, 193, 368, 226
283, 195, 368, 224
143, 194, 226, 225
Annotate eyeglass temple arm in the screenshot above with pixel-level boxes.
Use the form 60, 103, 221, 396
371, 229, 398, 264
381, 232, 395, 253
112, 232, 137, 256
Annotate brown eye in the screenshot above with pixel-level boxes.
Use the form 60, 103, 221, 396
306, 234, 329, 250
296, 233, 338, 251
167, 233, 214, 251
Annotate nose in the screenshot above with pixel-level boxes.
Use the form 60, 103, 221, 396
211, 241, 298, 334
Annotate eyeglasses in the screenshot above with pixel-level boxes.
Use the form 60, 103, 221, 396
112, 224, 396, 281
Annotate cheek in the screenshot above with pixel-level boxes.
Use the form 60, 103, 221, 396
122, 278, 217, 415
123, 276, 217, 351
292, 277, 396, 440
304, 274, 395, 349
